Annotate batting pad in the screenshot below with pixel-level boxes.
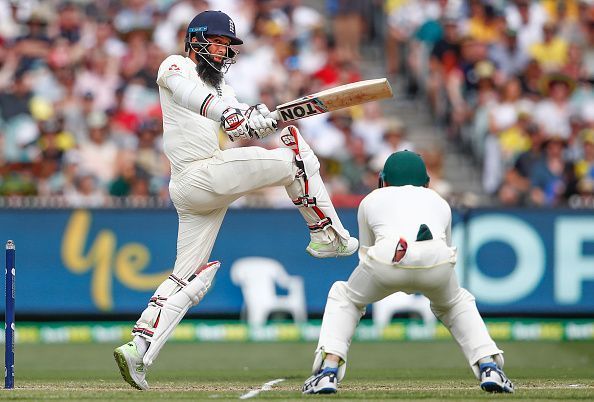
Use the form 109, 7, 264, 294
143, 262, 220, 366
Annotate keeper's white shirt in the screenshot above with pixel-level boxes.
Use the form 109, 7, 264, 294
156, 55, 237, 176
357, 185, 452, 258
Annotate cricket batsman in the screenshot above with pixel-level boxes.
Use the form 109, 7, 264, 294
113, 10, 358, 390
302, 151, 514, 394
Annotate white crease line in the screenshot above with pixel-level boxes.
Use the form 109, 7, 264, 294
239, 378, 285, 399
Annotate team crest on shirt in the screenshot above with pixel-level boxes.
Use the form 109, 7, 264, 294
169, 64, 180, 71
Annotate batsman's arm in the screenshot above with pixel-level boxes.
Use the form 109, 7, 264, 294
159, 73, 230, 121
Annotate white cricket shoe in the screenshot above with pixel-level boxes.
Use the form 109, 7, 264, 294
306, 236, 358, 258
479, 362, 514, 393
114, 341, 149, 390
302, 367, 338, 394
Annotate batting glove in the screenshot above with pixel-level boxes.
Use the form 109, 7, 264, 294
247, 104, 277, 139
221, 107, 253, 142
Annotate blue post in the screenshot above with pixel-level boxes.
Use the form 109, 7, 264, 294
5, 240, 15, 389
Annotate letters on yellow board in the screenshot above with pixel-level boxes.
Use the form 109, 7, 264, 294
61, 210, 170, 311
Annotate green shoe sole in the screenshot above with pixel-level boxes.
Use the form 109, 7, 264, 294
114, 348, 143, 391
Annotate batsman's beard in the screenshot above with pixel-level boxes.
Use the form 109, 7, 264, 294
197, 58, 224, 88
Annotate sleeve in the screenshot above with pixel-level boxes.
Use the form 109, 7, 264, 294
156, 55, 230, 121
445, 207, 452, 247
357, 196, 374, 260
220, 82, 248, 109
156, 55, 188, 88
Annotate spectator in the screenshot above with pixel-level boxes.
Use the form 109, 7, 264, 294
109, 161, 135, 197
443, 36, 489, 140
75, 50, 121, 112
369, 117, 414, 173
108, 85, 140, 137
528, 21, 569, 72
553, 0, 584, 44
0, 67, 33, 122
113, 0, 155, 39
328, 0, 364, 61
533, 72, 576, 139
529, 136, 576, 206
384, 0, 442, 76
56, 1, 84, 45
466, 60, 499, 160
498, 124, 546, 205
82, 16, 127, 59
427, 17, 461, 121
78, 111, 119, 186
13, 7, 53, 71
153, 0, 209, 54
351, 102, 386, 155
64, 171, 105, 207
36, 117, 75, 164
340, 136, 372, 195
464, 1, 503, 45
488, 77, 527, 154
505, 0, 548, 53
420, 147, 452, 199
488, 28, 530, 80
562, 42, 586, 80
574, 128, 594, 195
134, 119, 167, 190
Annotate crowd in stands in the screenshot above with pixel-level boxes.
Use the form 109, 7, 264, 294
0, 0, 592, 208
387, 0, 594, 206
0, 0, 384, 208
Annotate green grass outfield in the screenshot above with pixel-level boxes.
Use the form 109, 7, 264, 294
2, 341, 594, 401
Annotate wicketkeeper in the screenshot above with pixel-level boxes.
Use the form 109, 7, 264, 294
302, 151, 514, 394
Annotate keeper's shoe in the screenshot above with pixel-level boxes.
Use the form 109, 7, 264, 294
302, 367, 338, 394
306, 236, 358, 258
479, 362, 514, 393
114, 341, 149, 391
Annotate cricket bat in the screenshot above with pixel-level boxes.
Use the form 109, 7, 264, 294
270, 78, 393, 122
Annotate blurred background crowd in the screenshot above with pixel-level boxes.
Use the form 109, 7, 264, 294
0, 0, 592, 208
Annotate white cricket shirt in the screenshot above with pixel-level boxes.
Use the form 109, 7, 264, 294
156, 55, 237, 176
357, 185, 452, 258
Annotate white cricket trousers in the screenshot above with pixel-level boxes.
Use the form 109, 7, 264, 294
133, 144, 349, 339
133, 146, 297, 337
316, 239, 502, 375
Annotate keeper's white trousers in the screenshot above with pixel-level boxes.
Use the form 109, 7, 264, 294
316, 239, 503, 376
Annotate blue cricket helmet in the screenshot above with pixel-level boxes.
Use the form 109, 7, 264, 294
185, 10, 243, 52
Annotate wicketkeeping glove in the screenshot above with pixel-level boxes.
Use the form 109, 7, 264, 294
221, 107, 253, 142
246, 103, 278, 139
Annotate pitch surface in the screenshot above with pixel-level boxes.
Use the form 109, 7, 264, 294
3, 341, 593, 400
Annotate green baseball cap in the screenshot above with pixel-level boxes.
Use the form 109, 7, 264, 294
380, 151, 430, 187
